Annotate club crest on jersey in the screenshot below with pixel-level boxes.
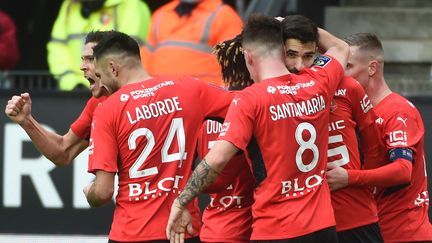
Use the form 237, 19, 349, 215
120, 94, 129, 101
313, 55, 331, 68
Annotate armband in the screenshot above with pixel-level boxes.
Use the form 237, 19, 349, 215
389, 148, 413, 162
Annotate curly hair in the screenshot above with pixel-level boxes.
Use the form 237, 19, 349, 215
213, 33, 254, 90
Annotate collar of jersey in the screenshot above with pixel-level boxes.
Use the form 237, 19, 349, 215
261, 74, 292, 84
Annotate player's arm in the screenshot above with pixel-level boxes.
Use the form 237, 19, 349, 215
167, 140, 239, 241
5, 93, 88, 166
347, 108, 418, 188
178, 140, 239, 206
327, 156, 412, 191
348, 157, 412, 186
21, 122, 88, 166
317, 28, 349, 68
84, 170, 115, 207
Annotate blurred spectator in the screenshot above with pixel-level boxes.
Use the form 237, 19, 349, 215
141, 0, 243, 87
0, 10, 19, 70
47, 0, 151, 91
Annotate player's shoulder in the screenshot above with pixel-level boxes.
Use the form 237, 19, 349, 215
239, 83, 262, 98
379, 93, 418, 119
387, 93, 416, 110
96, 82, 144, 112
311, 54, 342, 71
336, 76, 366, 97
340, 76, 362, 89
299, 55, 340, 81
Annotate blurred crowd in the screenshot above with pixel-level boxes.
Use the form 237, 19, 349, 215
0, 0, 245, 90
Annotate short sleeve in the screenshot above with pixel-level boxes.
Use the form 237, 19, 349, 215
70, 97, 100, 140
218, 92, 255, 151
198, 80, 235, 120
88, 106, 118, 174
310, 54, 344, 99
383, 111, 422, 152
70, 97, 106, 140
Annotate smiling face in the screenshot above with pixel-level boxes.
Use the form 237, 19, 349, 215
283, 38, 317, 74
80, 42, 107, 98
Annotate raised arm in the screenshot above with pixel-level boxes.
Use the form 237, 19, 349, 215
318, 28, 349, 68
5, 93, 88, 166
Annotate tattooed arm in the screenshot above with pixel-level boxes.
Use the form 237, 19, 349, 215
166, 140, 239, 242
177, 158, 221, 206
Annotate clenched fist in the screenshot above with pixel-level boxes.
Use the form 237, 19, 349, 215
4, 92, 32, 125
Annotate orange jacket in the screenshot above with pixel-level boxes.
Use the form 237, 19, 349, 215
141, 0, 243, 86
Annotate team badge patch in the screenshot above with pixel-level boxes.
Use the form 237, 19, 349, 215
313, 55, 331, 68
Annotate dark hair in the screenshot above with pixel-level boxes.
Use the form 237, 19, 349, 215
92, 30, 140, 60
242, 15, 283, 51
85, 30, 109, 44
281, 14, 318, 44
343, 33, 383, 53
213, 33, 254, 89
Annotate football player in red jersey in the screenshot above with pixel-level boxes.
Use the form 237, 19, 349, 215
198, 34, 255, 243
167, 15, 349, 243
4, 31, 109, 166
83, 31, 234, 242
280, 15, 383, 243
327, 33, 432, 242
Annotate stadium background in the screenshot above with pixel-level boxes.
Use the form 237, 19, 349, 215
0, 0, 431, 242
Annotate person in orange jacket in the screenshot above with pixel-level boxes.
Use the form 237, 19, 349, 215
140, 0, 243, 87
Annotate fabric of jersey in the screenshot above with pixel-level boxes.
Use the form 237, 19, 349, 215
328, 77, 379, 231
88, 76, 234, 241
70, 96, 107, 140
366, 92, 432, 242
197, 120, 254, 243
219, 55, 344, 240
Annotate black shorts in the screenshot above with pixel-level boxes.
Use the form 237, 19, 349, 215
108, 237, 201, 243
251, 226, 337, 243
337, 223, 383, 243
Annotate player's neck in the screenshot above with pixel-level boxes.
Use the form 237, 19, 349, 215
257, 59, 290, 82
123, 67, 152, 86
367, 76, 392, 106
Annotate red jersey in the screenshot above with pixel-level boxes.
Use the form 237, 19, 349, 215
197, 120, 254, 243
70, 96, 107, 139
219, 55, 344, 240
328, 77, 379, 231
88, 77, 233, 242
368, 93, 432, 242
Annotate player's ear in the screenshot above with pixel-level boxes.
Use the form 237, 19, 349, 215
108, 61, 119, 77
244, 50, 253, 66
368, 60, 378, 76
